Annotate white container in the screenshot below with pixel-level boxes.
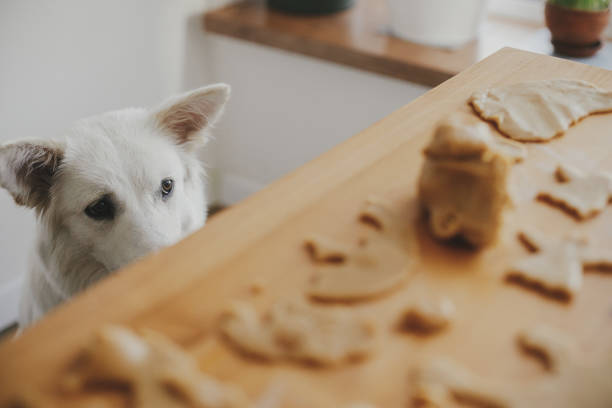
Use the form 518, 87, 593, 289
387, 0, 488, 49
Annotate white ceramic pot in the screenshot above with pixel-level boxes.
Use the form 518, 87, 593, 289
387, 0, 488, 49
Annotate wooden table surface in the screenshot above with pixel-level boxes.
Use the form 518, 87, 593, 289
2, 48, 612, 407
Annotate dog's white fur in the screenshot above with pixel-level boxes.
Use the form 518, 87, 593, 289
0, 84, 230, 327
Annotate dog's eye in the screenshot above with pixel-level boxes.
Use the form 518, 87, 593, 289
161, 178, 174, 199
85, 195, 115, 220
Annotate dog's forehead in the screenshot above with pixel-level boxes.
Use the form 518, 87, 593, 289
60, 110, 183, 193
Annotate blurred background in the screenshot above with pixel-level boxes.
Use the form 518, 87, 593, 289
1, 0, 610, 330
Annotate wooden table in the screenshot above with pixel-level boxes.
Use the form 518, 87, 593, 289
1, 48, 612, 407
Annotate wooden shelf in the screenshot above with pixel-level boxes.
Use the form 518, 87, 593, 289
203, 0, 544, 87
204, 0, 479, 86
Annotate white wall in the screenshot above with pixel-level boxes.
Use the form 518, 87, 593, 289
0, 0, 213, 327
204, 35, 428, 203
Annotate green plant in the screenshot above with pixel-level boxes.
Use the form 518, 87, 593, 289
547, 0, 610, 11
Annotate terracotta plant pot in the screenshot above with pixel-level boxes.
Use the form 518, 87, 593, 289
545, 2, 610, 57
268, 0, 355, 14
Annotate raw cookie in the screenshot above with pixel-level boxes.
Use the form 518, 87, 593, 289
306, 235, 410, 302
506, 241, 582, 302
219, 300, 375, 366
537, 165, 612, 220
304, 235, 350, 264
517, 227, 612, 273
396, 296, 455, 336
470, 79, 612, 142
418, 113, 523, 247
516, 325, 574, 372
62, 325, 247, 408
412, 357, 512, 408
358, 196, 396, 232
516, 327, 612, 407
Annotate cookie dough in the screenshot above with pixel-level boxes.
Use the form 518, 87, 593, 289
412, 357, 511, 408
358, 196, 396, 232
219, 301, 376, 366
537, 165, 612, 220
419, 113, 523, 247
62, 325, 247, 408
396, 296, 455, 336
506, 241, 582, 302
517, 227, 612, 273
306, 235, 410, 302
470, 79, 612, 142
516, 325, 574, 373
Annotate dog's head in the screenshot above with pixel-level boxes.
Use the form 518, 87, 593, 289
0, 84, 229, 279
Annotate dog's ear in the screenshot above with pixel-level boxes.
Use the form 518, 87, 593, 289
0, 140, 64, 211
154, 83, 230, 148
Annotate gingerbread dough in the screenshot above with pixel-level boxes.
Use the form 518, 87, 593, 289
419, 113, 523, 247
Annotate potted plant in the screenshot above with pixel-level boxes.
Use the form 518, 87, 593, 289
546, 0, 610, 57
268, 0, 355, 14
386, 0, 489, 49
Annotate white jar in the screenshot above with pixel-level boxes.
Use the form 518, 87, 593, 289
387, 0, 488, 49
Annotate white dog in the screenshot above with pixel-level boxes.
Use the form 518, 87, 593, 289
0, 84, 230, 327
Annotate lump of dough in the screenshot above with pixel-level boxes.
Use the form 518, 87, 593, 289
219, 300, 376, 366
418, 113, 523, 247
61, 325, 248, 408
470, 79, 612, 142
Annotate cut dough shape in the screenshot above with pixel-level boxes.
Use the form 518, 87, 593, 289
419, 113, 523, 247
516, 325, 574, 373
62, 325, 247, 408
396, 296, 455, 336
516, 327, 612, 407
506, 241, 582, 302
219, 300, 376, 366
304, 235, 350, 264
470, 79, 612, 142
358, 196, 396, 232
517, 227, 612, 273
412, 357, 512, 408
306, 235, 410, 302
580, 246, 612, 272
537, 165, 612, 220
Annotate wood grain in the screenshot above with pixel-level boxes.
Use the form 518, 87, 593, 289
2, 48, 612, 407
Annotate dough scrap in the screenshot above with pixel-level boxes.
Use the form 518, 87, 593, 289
304, 235, 350, 264
306, 235, 410, 302
517, 227, 612, 273
358, 196, 396, 232
419, 113, 522, 247
219, 300, 376, 366
537, 165, 612, 220
506, 242, 582, 302
470, 79, 612, 142
61, 325, 247, 408
396, 296, 455, 336
516, 325, 574, 373
412, 357, 511, 408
